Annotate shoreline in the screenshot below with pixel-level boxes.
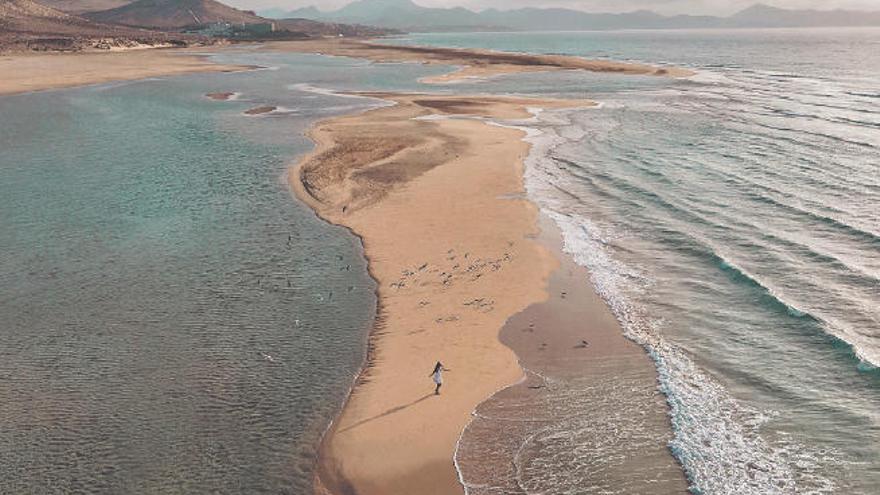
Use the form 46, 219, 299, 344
0, 48, 246, 96
290, 93, 595, 495
288, 91, 687, 494
454, 213, 689, 493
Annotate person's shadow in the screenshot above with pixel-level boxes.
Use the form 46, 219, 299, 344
338, 393, 435, 433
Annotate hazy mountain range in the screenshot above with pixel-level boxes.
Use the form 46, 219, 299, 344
260, 0, 880, 31
0, 0, 394, 52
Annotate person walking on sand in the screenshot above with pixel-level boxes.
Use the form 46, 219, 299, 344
430, 361, 450, 395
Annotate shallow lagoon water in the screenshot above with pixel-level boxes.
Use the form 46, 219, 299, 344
0, 51, 451, 494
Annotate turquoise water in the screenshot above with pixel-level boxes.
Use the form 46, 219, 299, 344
0, 52, 446, 493
391, 29, 880, 493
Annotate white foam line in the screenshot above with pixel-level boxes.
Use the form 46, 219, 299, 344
288, 83, 380, 101
512, 107, 840, 495
453, 358, 531, 495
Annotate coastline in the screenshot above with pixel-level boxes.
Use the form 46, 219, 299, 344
268, 38, 694, 83
290, 93, 595, 494
0, 48, 245, 96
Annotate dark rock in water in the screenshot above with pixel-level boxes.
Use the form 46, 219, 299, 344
244, 105, 276, 115
206, 92, 235, 100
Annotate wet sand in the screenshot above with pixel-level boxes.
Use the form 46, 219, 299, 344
291, 93, 594, 495
455, 215, 688, 493
0, 49, 244, 96
269, 39, 693, 84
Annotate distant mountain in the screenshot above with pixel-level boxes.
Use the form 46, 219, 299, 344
38, 0, 133, 15
0, 0, 394, 52
726, 3, 880, 28
256, 6, 292, 19
268, 0, 500, 31
471, 8, 721, 31
273, 17, 395, 37
0, 0, 145, 35
261, 0, 880, 31
85, 0, 265, 29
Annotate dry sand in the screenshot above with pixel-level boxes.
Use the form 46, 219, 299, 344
269, 38, 694, 84
291, 94, 596, 495
0, 49, 243, 96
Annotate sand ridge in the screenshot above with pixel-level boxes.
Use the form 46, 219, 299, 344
269, 38, 694, 84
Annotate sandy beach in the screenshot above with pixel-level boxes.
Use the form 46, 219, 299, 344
291, 93, 599, 494
0, 49, 243, 96
269, 38, 693, 84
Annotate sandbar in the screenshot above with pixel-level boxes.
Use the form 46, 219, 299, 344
291, 93, 600, 495
269, 38, 693, 84
0, 49, 244, 96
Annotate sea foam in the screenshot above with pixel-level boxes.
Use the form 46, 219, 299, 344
501, 108, 841, 494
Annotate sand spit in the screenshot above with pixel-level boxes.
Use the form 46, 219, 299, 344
291, 93, 598, 495
269, 38, 693, 84
0, 49, 244, 96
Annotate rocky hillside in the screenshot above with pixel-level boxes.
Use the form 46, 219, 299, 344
1, 0, 103, 34
0, 0, 397, 52
0, 0, 198, 51
37, 0, 131, 14
85, 0, 264, 29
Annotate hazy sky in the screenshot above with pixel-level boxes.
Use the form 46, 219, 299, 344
229, 0, 880, 16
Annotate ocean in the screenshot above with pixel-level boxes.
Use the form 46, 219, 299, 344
1, 28, 878, 494
388, 28, 880, 494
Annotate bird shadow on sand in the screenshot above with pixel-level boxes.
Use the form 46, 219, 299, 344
338, 393, 435, 433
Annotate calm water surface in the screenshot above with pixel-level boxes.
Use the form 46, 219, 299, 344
0, 51, 446, 493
